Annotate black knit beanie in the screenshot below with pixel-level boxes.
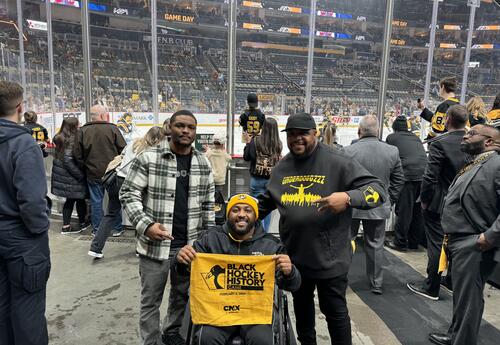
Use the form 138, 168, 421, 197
392, 116, 409, 132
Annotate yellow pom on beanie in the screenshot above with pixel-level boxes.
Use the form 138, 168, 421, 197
226, 194, 259, 219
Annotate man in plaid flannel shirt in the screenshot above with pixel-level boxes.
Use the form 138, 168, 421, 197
120, 110, 215, 345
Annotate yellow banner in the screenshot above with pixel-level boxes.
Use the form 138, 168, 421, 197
190, 253, 276, 326
243, 23, 263, 30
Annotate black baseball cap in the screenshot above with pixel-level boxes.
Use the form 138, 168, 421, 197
282, 113, 317, 132
247, 93, 258, 105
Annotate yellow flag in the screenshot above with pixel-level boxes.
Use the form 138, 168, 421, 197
190, 253, 276, 327
438, 245, 448, 273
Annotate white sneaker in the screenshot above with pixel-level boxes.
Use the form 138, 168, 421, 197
88, 250, 103, 259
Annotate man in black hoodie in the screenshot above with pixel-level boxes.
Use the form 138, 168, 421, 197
258, 113, 386, 345
176, 193, 301, 344
0, 81, 51, 345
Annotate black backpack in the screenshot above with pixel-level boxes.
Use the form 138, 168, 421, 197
214, 190, 227, 225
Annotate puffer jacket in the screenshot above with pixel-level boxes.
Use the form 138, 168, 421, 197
51, 142, 88, 199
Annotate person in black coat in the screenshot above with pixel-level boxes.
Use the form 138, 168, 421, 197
429, 124, 500, 345
386, 116, 427, 251
51, 117, 89, 234
407, 105, 468, 301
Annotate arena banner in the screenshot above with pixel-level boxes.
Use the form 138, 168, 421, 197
243, 23, 264, 31
242, 1, 263, 8
190, 253, 276, 326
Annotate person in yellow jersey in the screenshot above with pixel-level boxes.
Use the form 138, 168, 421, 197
23, 110, 50, 157
487, 92, 500, 122
418, 77, 460, 138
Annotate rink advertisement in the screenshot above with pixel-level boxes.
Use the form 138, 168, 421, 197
190, 253, 275, 326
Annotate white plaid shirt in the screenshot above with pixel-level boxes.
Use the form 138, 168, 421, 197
120, 140, 215, 260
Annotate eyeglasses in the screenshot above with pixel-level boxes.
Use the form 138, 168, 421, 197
465, 130, 492, 139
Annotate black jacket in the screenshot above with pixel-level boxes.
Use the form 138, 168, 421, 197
442, 152, 500, 262
51, 142, 88, 199
177, 223, 301, 292
420, 130, 467, 214
386, 131, 427, 181
0, 118, 50, 235
258, 142, 386, 279
74, 121, 126, 181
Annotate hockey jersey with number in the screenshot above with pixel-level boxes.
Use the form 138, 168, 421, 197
420, 98, 460, 135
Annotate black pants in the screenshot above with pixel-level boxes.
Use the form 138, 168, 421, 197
90, 177, 124, 253
292, 273, 351, 345
422, 209, 450, 295
0, 227, 50, 345
394, 181, 424, 249
195, 324, 273, 345
448, 234, 497, 345
62, 198, 87, 226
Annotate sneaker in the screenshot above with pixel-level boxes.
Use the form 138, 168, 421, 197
407, 283, 439, 301
162, 333, 185, 345
112, 229, 125, 237
88, 250, 103, 259
61, 226, 82, 235
371, 286, 383, 295
79, 221, 91, 231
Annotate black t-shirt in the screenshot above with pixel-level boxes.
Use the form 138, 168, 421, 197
171, 153, 191, 249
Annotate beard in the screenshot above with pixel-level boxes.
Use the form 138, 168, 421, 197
460, 140, 485, 156
228, 218, 256, 237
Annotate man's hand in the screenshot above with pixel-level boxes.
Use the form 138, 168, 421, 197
177, 245, 197, 265
315, 192, 350, 214
477, 233, 493, 252
273, 254, 292, 276
145, 223, 174, 241
421, 202, 428, 210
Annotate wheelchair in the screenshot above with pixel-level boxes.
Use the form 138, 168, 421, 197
185, 287, 296, 345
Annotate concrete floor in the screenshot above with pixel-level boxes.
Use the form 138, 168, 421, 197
45, 219, 500, 345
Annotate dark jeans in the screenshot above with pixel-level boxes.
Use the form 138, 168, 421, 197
422, 209, 449, 295
292, 273, 352, 345
90, 177, 124, 253
249, 176, 270, 232
394, 181, 424, 249
448, 234, 497, 345
87, 179, 105, 233
0, 227, 50, 345
195, 324, 273, 345
62, 198, 87, 226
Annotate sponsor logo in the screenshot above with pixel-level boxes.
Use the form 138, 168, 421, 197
201, 263, 266, 291
113, 7, 129, 16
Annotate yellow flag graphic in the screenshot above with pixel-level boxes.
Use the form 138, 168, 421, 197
190, 253, 276, 326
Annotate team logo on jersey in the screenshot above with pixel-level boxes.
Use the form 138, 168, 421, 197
280, 175, 325, 206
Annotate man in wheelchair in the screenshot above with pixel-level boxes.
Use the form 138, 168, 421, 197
176, 194, 301, 345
